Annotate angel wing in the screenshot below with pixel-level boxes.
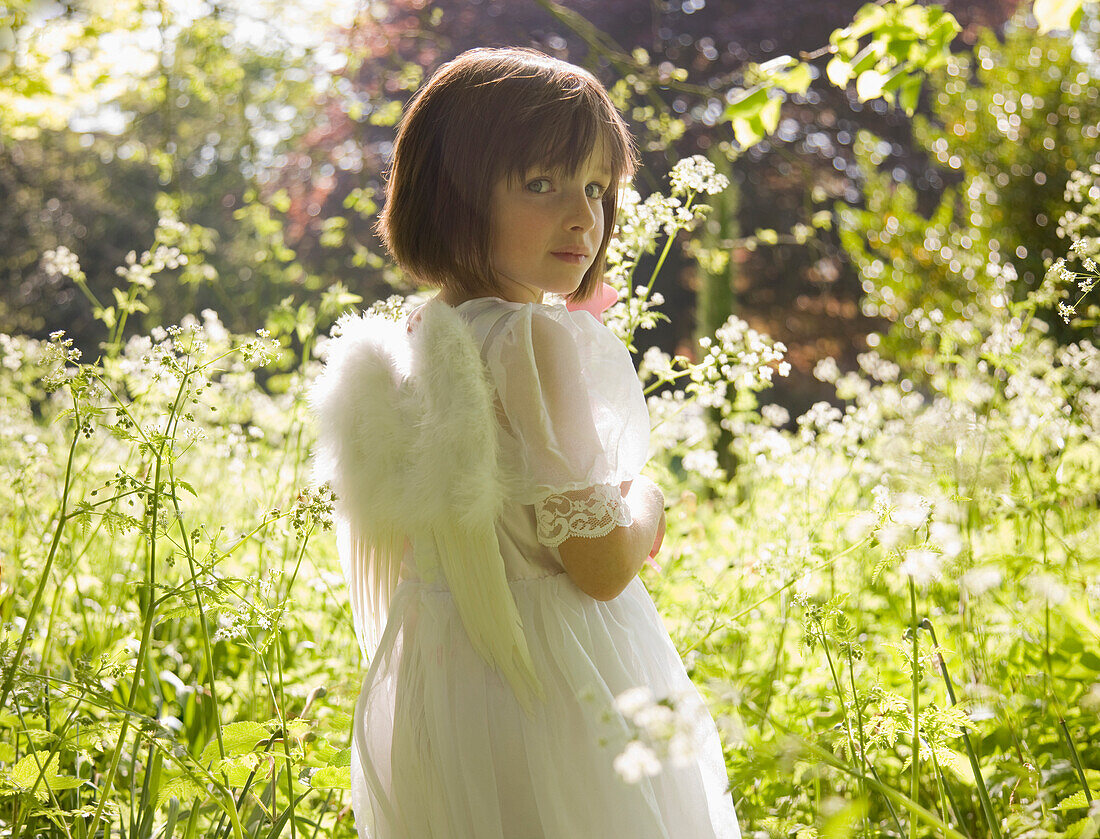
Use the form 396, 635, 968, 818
309, 301, 545, 718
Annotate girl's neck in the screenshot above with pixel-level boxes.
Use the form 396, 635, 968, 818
438, 280, 545, 307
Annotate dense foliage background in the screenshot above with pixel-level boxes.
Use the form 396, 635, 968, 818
2, 1, 1099, 837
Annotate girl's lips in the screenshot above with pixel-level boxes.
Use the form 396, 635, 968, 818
551, 251, 589, 265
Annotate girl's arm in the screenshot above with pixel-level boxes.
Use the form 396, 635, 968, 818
556, 476, 666, 601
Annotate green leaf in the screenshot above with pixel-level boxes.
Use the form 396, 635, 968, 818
157, 603, 201, 624
849, 44, 881, 77
286, 718, 312, 741
724, 86, 768, 121
7, 753, 81, 799
158, 776, 205, 806
310, 765, 350, 790
212, 754, 263, 787
760, 97, 782, 134
1079, 650, 1100, 672
846, 4, 889, 40
0, 743, 15, 762
328, 748, 351, 768
777, 63, 813, 95
41, 775, 82, 791
932, 746, 976, 786
199, 721, 270, 766
898, 75, 922, 115
731, 117, 763, 149
1057, 790, 1091, 810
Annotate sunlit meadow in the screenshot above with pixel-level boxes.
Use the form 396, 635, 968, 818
2, 155, 1099, 839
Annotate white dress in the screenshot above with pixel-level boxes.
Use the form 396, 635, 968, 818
346, 297, 740, 839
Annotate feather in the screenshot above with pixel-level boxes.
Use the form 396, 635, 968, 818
309, 300, 545, 718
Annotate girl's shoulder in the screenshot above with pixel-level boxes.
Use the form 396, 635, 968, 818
449, 295, 609, 346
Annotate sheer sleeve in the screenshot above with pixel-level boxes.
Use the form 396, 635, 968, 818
483, 304, 650, 548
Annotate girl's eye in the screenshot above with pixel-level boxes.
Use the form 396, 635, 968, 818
585, 183, 607, 200
525, 178, 552, 194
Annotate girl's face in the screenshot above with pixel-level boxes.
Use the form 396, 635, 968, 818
487, 143, 610, 304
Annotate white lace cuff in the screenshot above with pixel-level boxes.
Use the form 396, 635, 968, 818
534, 483, 633, 548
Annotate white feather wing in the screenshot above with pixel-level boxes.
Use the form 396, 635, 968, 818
309, 302, 544, 717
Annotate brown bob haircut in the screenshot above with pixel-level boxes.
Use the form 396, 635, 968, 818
376, 47, 637, 303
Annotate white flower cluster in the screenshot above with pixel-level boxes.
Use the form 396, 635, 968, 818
798, 402, 844, 442
41, 245, 82, 280
979, 317, 1025, 358
856, 351, 900, 383
639, 345, 675, 382
688, 315, 789, 410
899, 547, 940, 587
646, 389, 712, 456
603, 158, 733, 347
813, 356, 841, 384
610, 685, 708, 785
115, 244, 186, 290
0, 333, 33, 372
760, 403, 790, 427
667, 154, 731, 197
1058, 340, 1100, 384
240, 328, 279, 367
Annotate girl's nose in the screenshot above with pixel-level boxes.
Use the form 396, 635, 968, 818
564, 191, 598, 232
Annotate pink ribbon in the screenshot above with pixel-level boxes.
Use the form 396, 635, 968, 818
565, 282, 619, 323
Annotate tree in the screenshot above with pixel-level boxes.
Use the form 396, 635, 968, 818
837, 11, 1100, 369
0, 1, 326, 346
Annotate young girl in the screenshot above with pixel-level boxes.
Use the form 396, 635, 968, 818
311, 47, 740, 838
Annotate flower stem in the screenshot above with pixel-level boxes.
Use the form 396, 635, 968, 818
922, 618, 1003, 839
909, 576, 919, 839
0, 396, 80, 711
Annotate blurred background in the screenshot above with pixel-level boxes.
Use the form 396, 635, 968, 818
3, 0, 1097, 413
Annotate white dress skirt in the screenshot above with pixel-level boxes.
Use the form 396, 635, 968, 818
347, 297, 741, 838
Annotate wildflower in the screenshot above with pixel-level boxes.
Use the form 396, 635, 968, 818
871, 485, 891, 515
1082, 682, 1100, 714
980, 318, 1025, 357
201, 309, 229, 345
613, 740, 661, 784
1045, 258, 1074, 285
760, 403, 790, 427
891, 493, 929, 530
900, 548, 942, 587
929, 521, 963, 559
668, 155, 730, 197
634, 703, 676, 740
41, 246, 82, 279
1058, 302, 1076, 324
960, 565, 1002, 596
844, 511, 878, 543
796, 402, 843, 444
613, 686, 655, 719
856, 351, 900, 383
682, 448, 723, 480
668, 732, 698, 768
1028, 573, 1068, 604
